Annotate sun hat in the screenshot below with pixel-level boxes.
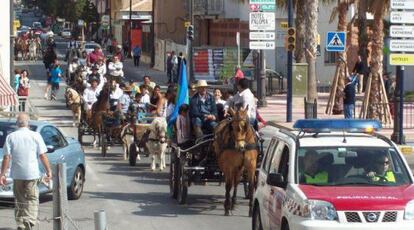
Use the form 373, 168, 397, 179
195, 80, 208, 88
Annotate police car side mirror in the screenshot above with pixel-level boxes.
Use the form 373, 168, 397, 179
267, 173, 286, 188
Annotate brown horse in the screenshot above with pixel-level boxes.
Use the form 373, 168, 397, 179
65, 87, 82, 126
87, 83, 111, 147
213, 106, 258, 217
15, 38, 29, 61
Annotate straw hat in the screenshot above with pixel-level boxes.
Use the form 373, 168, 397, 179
195, 80, 208, 88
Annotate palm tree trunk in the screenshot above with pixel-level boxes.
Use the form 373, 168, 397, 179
305, 0, 319, 101
357, 0, 369, 86
332, 1, 351, 114
367, 4, 385, 119
294, 0, 306, 63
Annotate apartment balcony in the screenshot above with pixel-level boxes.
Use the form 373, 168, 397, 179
193, 0, 224, 16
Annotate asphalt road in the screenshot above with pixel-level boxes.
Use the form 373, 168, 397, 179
0, 37, 251, 230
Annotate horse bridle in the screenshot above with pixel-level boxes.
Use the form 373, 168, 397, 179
149, 123, 166, 144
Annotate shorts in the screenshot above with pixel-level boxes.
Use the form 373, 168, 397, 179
51, 82, 59, 90
47, 77, 52, 84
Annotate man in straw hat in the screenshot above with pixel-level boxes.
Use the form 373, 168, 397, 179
189, 80, 217, 138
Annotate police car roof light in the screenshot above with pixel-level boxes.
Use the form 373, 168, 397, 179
293, 119, 382, 133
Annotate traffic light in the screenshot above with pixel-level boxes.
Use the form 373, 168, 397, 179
286, 27, 296, 52
187, 25, 194, 41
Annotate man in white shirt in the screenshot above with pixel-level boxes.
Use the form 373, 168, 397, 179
108, 56, 124, 82
0, 113, 52, 230
83, 78, 100, 113
230, 78, 257, 128
109, 79, 124, 111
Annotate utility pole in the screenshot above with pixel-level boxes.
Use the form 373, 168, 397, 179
286, 0, 293, 122
391, 65, 405, 144
257, 50, 267, 107
129, 0, 132, 58
188, 0, 194, 82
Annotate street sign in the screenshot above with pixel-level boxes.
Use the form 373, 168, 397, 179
249, 0, 275, 4
326, 31, 346, 52
249, 41, 275, 50
390, 11, 414, 24
78, 19, 84, 27
390, 39, 414, 52
249, 32, 275, 40
390, 53, 414, 66
390, 25, 414, 38
249, 12, 275, 31
391, 0, 414, 10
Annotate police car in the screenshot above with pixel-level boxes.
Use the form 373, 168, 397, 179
252, 119, 414, 230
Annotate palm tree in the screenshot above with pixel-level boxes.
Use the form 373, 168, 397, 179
365, 0, 390, 120
294, 0, 306, 63
328, 0, 354, 114
304, 0, 319, 102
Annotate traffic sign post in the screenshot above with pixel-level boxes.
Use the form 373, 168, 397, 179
249, 41, 275, 50
326, 31, 346, 52
389, 0, 413, 144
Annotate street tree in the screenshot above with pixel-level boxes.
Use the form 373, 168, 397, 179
304, 0, 319, 102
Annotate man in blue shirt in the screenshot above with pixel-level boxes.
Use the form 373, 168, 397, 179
343, 76, 356, 119
132, 45, 142, 67
190, 80, 218, 138
50, 62, 63, 100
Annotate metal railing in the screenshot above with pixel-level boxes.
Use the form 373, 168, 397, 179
266, 69, 285, 95
1, 96, 39, 120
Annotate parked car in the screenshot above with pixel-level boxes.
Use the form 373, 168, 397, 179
84, 42, 100, 55
0, 119, 86, 200
61, 29, 72, 39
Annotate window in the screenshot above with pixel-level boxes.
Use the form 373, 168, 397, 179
269, 142, 287, 174
0, 124, 36, 147
262, 139, 278, 173
40, 126, 66, 149
296, 146, 412, 186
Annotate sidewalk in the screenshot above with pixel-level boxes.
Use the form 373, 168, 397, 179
258, 93, 414, 143
123, 58, 168, 85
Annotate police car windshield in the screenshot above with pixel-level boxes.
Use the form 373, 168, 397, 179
297, 147, 412, 186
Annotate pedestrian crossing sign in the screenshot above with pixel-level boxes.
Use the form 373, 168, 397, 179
326, 31, 346, 52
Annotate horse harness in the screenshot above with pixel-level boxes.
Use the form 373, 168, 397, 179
217, 118, 257, 153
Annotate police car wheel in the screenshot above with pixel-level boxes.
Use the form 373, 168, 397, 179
252, 204, 263, 230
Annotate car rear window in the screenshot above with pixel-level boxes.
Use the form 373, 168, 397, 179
0, 125, 37, 148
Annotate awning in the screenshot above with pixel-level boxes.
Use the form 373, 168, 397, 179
0, 74, 18, 106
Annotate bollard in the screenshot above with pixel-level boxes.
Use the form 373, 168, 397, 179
94, 210, 107, 230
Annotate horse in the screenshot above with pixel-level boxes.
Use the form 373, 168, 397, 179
146, 117, 168, 171
65, 87, 82, 126
28, 39, 38, 61
213, 106, 258, 217
86, 83, 111, 148
120, 124, 135, 160
15, 37, 29, 61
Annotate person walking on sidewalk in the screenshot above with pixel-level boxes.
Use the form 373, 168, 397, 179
0, 113, 52, 230
50, 61, 63, 100
167, 51, 177, 83
17, 70, 30, 112
343, 76, 356, 119
352, 55, 366, 93
132, 45, 142, 67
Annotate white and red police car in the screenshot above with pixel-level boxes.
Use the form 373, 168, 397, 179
253, 119, 414, 230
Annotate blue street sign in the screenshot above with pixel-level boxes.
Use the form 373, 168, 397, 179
326, 31, 346, 52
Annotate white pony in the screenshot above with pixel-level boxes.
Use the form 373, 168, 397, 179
120, 124, 137, 161
28, 39, 38, 61
146, 117, 168, 171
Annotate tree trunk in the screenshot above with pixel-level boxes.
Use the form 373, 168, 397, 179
367, 5, 385, 119
305, 0, 318, 101
332, 2, 350, 114
295, 0, 306, 63
357, 0, 369, 73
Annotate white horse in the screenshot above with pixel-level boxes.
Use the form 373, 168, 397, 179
64, 87, 82, 126
28, 39, 38, 61
146, 117, 168, 171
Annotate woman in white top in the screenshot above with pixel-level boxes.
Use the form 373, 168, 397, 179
214, 88, 226, 121
108, 56, 124, 80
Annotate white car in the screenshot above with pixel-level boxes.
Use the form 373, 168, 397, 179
84, 42, 100, 55
253, 119, 414, 230
61, 29, 72, 39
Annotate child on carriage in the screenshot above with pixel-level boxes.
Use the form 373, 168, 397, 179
82, 77, 100, 116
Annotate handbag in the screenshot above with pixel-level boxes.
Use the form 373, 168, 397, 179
17, 86, 29, 96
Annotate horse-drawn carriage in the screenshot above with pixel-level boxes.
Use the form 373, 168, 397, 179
168, 107, 265, 216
